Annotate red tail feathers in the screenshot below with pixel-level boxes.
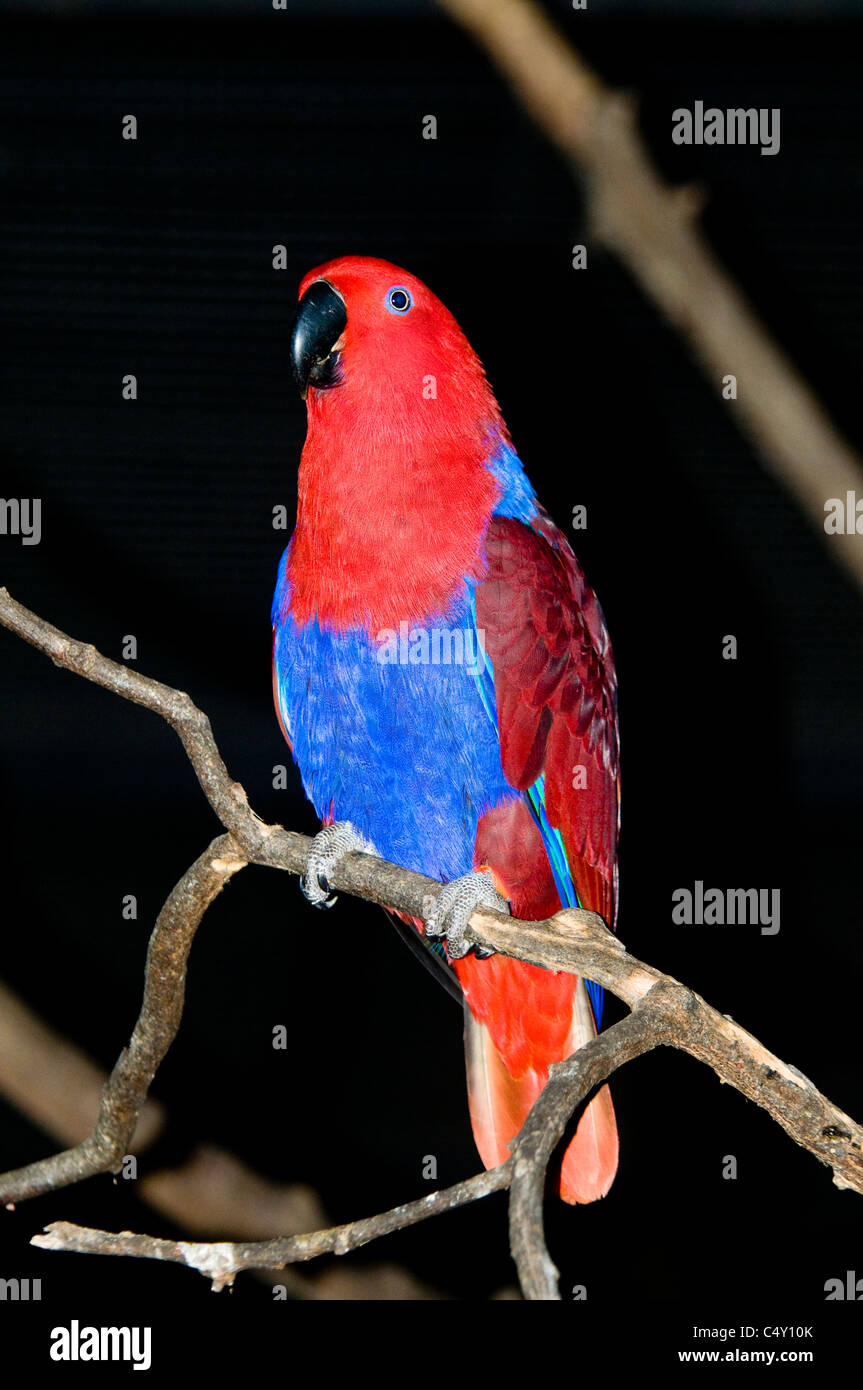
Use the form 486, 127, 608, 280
458, 955, 618, 1204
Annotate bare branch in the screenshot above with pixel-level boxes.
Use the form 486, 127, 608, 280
32, 1165, 511, 1291
2, 587, 861, 1300
509, 1004, 668, 1299
437, 0, 863, 595
0, 978, 439, 1299
27, 948, 863, 1300
0, 832, 245, 1204
474, 906, 863, 1198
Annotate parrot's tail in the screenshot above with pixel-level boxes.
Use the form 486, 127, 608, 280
462, 971, 619, 1204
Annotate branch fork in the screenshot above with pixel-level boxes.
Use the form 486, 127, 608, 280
1, 586, 860, 1300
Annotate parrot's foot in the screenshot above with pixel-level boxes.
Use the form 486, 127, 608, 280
301, 821, 375, 909
424, 872, 510, 960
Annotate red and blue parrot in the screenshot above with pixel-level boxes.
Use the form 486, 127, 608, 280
272, 257, 620, 1203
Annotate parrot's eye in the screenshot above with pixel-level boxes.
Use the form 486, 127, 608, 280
386, 286, 412, 314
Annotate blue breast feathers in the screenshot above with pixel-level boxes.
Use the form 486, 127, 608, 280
273, 556, 521, 884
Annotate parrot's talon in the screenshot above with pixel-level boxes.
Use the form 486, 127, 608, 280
425, 872, 509, 960
301, 822, 375, 909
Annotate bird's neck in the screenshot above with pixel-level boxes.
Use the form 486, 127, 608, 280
287, 404, 502, 632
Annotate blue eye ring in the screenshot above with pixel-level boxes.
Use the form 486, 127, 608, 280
385, 286, 412, 314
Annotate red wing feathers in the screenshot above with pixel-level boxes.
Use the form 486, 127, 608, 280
458, 513, 621, 1203
475, 512, 620, 928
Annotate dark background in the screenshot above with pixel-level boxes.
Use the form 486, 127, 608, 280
1, 0, 861, 1340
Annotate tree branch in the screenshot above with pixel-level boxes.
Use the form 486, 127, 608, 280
509, 1004, 666, 1299
2, 586, 860, 1299
437, 0, 863, 595
32, 1165, 511, 1292
0, 977, 443, 1298
474, 904, 863, 1189
0, 833, 246, 1204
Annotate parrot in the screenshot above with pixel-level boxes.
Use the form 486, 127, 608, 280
272, 256, 619, 1203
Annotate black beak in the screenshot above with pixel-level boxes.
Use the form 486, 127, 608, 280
290, 280, 347, 399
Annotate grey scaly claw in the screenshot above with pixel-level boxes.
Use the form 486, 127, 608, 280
424, 871, 510, 960
301, 821, 375, 909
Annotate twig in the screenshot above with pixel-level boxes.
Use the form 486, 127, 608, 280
32, 1165, 511, 1292
437, 0, 863, 595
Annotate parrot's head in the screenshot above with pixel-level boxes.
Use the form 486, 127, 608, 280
286, 256, 508, 629
289, 256, 504, 437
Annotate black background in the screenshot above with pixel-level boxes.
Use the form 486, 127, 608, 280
1, 0, 861, 1350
